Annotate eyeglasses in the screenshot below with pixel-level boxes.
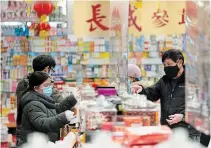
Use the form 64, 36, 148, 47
42, 83, 54, 88
49, 67, 55, 73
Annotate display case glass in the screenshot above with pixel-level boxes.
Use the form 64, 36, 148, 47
185, 1, 210, 135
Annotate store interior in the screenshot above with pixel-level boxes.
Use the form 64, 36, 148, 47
0, 0, 210, 148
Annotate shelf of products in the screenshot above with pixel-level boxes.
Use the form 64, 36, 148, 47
0, 0, 69, 130
0, 34, 186, 128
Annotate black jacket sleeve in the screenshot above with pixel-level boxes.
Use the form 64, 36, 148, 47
200, 133, 210, 147
26, 101, 69, 133
55, 94, 77, 113
139, 79, 162, 102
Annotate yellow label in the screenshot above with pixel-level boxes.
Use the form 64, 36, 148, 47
2, 108, 11, 116
99, 52, 110, 58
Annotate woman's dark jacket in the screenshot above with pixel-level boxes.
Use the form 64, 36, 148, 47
16, 91, 77, 146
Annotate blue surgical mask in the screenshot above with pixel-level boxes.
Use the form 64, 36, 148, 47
42, 86, 53, 97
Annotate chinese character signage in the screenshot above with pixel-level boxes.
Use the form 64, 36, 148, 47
128, 4, 142, 32
72, 1, 110, 37
86, 4, 109, 32
72, 1, 185, 37
128, 1, 185, 35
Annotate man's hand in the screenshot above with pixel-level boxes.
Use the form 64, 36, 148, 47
166, 114, 183, 125
130, 85, 143, 94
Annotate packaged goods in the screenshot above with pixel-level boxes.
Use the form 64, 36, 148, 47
80, 85, 97, 100
112, 124, 125, 144
79, 98, 117, 131
122, 116, 151, 127
85, 107, 117, 130
124, 126, 172, 146
123, 110, 158, 126
122, 94, 159, 126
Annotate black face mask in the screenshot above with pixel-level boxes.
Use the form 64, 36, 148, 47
164, 65, 179, 79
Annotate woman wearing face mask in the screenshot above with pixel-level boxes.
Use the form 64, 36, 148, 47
131, 49, 200, 140
16, 71, 77, 146
128, 64, 142, 93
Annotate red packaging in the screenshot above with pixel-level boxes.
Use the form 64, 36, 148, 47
1, 142, 8, 148
112, 125, 125, 144
12, 135, 16, 144
143, 117, 150, 126
123, 110, 159, 126
128, 145, 155, 148
8, 113, 15, 122
124, 126, 172, 146
122, 116, 143, 127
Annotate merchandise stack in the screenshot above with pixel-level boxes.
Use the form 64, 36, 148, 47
57, 85, 170, 147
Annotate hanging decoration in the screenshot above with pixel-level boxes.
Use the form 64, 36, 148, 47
33, 1, 54, 38
37, 22, 51, 37
37, 22, 51, 31
34, 1, 54, 19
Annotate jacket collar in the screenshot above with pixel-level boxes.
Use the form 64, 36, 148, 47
34, 91, 55, 104
21, 91, 56, 109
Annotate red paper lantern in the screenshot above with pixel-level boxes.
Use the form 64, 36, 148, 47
37, 22, 51, 31
34, 1, 54, 17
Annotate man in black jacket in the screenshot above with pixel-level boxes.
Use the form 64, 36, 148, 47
131, 49, 200, 139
